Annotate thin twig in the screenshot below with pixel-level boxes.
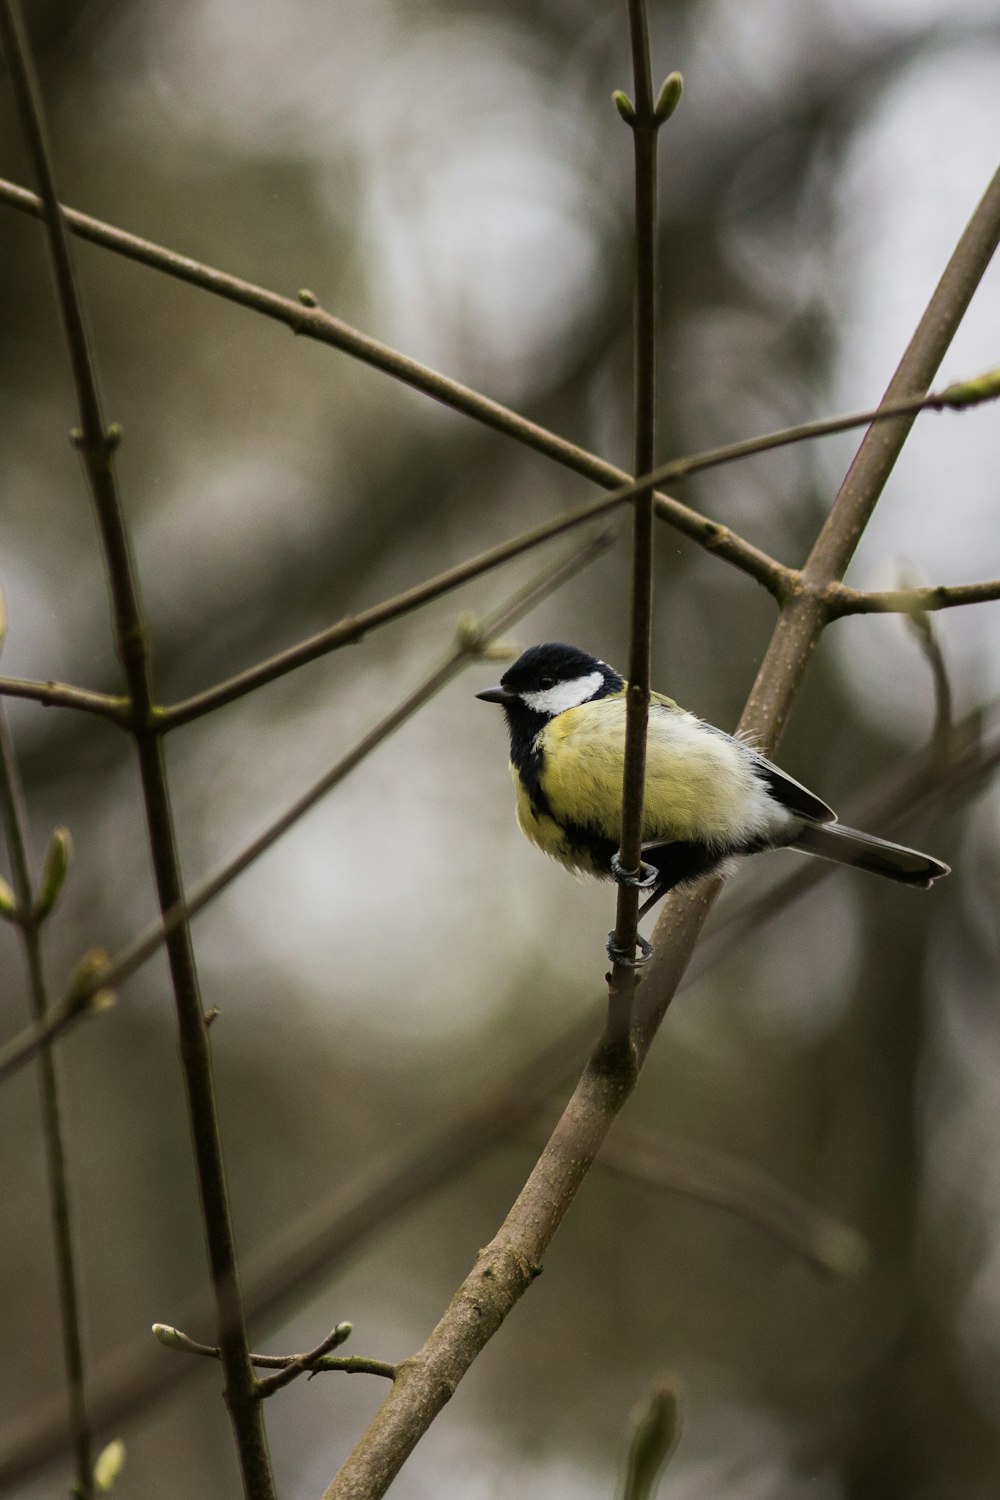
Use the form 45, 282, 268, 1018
156, 516, 623, 730
152, 1325, 395, 1386
0, 383, 989, 737
0, 174, 781, 590
897, 571, 954, 759
0, 532, 611, 1081
0, 980, 114, 1081
320, 165, 1000, 1500
0, 677, 128, 720
594, 1121, 867, 1279
155, 380, 996, 732
0, 708, 94, 1499
256, 1325, 355, 1398
825, 576, 1000, 617
0, 7, 275, 1494
2, 178, 996, 704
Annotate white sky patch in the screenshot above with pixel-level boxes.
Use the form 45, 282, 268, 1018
824, 45, 1000, 734
520, 671, 605, 717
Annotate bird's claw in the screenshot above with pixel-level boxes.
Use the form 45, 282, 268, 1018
606, 931, 654, 967
610, 852, 659, 890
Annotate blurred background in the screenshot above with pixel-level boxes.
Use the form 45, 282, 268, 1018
1, 0, 999, 1495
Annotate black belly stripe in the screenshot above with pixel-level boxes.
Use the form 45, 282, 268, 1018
508, 712, 555, 822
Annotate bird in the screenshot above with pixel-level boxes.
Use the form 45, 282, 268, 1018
476, 642, 949, 957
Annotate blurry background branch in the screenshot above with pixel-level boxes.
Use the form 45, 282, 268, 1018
593, 1121, 868, 1279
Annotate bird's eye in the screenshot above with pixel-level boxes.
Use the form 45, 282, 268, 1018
539, 674, 555, 689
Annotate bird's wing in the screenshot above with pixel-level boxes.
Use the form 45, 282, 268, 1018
746, 751, 836, 824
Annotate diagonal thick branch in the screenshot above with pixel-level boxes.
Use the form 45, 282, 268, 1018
319, 163, 1000, 1500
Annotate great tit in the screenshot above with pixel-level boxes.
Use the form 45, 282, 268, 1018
476, 643, 949, 924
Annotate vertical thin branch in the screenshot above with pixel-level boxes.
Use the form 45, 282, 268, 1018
0, 6, 275, 1496
606, 2, 672, 1048
0, 711, 93, 1500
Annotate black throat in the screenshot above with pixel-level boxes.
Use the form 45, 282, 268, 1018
503, 703, 552, 816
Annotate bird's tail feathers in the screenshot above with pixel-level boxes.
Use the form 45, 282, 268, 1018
791, 822, 949, 888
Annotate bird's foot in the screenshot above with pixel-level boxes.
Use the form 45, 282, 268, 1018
610, 852, 659, 889
606, 931, 654, 967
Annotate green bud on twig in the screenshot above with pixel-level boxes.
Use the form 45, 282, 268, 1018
35, 827, 72, 920
0, 876, 19, 921
941, 365, 1000, 408
618, 1380, 684, 1500
454, 612, 483, 652
455, 613, 514, 661
66, 947, 116, 1013
93, 1439, 126, 1493
151, 1323, 188, 1351
654, 72, 684, 123
612, 90, 636, 123
298, 288, 319, 307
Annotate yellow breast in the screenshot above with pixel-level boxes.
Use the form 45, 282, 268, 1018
510, 768, 603, 874
537, 696, 752, 845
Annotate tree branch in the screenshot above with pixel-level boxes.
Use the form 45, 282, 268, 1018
0, 173, 786, 594
156, 377, 999, 731
825, 576, 1000, 617
594, 1121, 867, 1279
319, 163, 1000, 1500
0, 6, 275, 1493
152, 1324, 395, 1388
0, 707, 94, 1499
606, 10, 675, 1043
0, 533, 611, 1081
0, 676, 128, 720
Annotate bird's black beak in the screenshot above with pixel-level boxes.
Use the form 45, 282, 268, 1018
475, 685, 514, 705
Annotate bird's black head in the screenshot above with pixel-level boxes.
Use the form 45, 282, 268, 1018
476, 643, 623, 746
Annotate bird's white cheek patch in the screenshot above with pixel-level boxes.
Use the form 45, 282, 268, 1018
520, 671, 605, 716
